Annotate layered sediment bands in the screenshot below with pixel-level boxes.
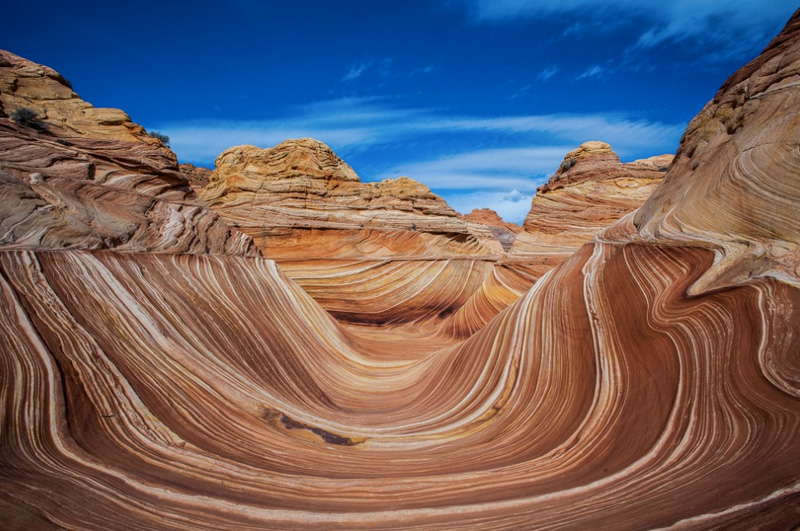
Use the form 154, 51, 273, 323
512, 141, 671, 256
278, 256, 550, 338
202, 139, 504, 259
0, 50, 256, 256
277, 258, 495, 325
2, 243, 799, 528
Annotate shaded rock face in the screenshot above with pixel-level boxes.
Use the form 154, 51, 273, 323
2, 10, 800, 531
511, 140, 672, 255
0, 49, 256, 256
179, 162, 212, 193
202, 139, 505, 258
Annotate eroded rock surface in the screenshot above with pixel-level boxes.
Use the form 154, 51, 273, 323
179, 162, 212, 193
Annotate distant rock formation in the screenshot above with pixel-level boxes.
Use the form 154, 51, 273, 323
179, 162, 212, 193
201, 138, 505, 258
460, 207, 521, 252
511, 140, 671, 255
460, 208, 521, 233
0, 49, 256, 256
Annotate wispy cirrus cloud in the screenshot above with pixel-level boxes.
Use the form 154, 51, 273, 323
454, 0, 797, 62
342, 58, 395, 83
152, 97, 683, 221
375, 146, 572, 190
537, 65, 560, 81
159, 100, 681, 165
575, 64, 606, 81
342, 62, 372, 82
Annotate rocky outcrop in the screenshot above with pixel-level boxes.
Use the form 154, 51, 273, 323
201, 139, 505, 258
511, 141, 671, 255
460, 208, 521, 233
2, 10, 800, 530
460, 207, 521, 252
0, 50, 167, 147
0, 49, 256, 256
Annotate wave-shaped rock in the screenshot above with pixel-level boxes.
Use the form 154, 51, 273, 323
628, 12, 800, 294
1, 9, 800, 530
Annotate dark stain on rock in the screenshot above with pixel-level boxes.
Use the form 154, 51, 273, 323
262, 407, 361, 446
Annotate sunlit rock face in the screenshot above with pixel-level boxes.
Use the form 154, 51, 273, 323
0, 50, 257, 256
629, 12, 800, 294
511, 140, 672, 256
2, 10, 800, 531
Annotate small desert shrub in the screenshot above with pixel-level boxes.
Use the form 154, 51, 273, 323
561, 157, 577, 172
11, 107, 41, 127
148, 131, 170, 146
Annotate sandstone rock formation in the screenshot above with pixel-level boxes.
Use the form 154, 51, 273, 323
2, 9, 800, 530
0, 50, 256, 256
202, 139, 505, 259
511, 140, 672, 256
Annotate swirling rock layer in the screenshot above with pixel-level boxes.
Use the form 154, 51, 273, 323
2, 9, 800, 530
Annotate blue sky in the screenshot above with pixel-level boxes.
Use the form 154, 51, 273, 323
5, 1, 797, 222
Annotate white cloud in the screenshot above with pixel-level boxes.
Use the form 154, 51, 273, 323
508, 83, 532, 100
376, 146, 569, 190
412, 65, 437, 75
537, 65, 560, 81
426, 113, 683, 155
575, 64, 606, 81
156, 97, 682, 167
342, 62, 372, 82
